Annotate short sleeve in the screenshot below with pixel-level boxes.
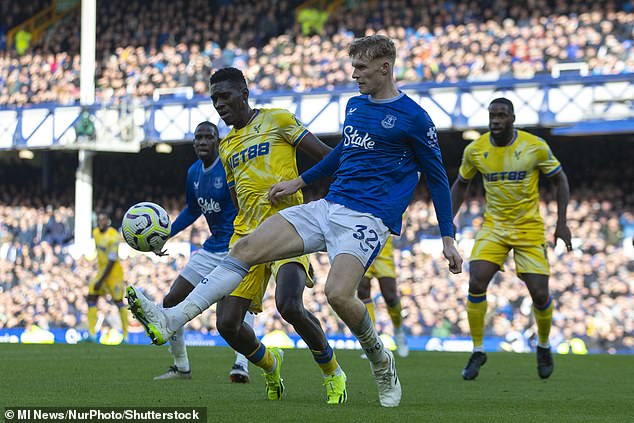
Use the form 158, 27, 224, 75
220, 141, 235, 188
535, 139, 561, 176
275, 110, 310, 146
458, 145, 477, 181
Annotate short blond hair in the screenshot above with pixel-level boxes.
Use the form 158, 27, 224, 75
348, 35, 396, 63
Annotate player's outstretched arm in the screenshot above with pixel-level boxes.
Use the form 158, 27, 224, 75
451, 178, 470, 219
268, 142, 343, 206
296, 132, 332, 162
170, 206, 200, 238
549, 169, 572, 251
170, 169, 203, 239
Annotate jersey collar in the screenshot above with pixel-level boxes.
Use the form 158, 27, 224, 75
202, 155, 220, 172
246, 109, 260, 125
489, 130, 518, 147
368, 92, 405, 104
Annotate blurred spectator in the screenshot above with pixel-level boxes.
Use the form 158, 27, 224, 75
14, 28, 31, 55
0, 139, 632, 353
42, 213, 71, 246
297, 7, 329, 36
74, 110, 96, 142
1, 0, 633, 105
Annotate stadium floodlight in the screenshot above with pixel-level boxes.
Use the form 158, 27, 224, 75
153, 87, 194, 102
18, 149, 34, 160
551, 62, 589, 78
155, 143, 173, 154
462, 130, 481, 141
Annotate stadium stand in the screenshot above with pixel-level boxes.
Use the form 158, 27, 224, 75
0, 0, 631, 354
1, 136, 632, 353
1, 0, 632, 104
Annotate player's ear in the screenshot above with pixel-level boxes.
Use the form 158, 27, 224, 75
382, 61, 390, 75
512, 113, 516, 123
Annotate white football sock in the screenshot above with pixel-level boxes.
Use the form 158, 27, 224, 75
165, 256, 250, 331
169, 327, 189, 372
351, 312, 387, 365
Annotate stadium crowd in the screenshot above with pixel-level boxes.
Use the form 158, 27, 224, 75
0, 0, 632, 353
1, 0, 633, 104
0, 139, 632, 353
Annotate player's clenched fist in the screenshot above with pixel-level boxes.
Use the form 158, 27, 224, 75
442, 236, 463, 274
269, 177, 306, 206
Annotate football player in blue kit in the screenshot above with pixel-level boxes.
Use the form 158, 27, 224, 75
127, 35, 462, 407
152, 121, 253, 383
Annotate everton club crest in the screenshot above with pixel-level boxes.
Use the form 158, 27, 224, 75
381, 114, 397, 129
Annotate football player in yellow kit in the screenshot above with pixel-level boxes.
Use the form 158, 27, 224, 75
451, 98, 572, 380
84, 213, 128, 343
212, 67, 346, 403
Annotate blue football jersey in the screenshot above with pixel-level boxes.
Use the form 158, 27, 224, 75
170, 157, 237, 252
302, 93, 453, 237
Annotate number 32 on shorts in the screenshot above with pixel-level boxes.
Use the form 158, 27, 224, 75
353, 224, 379, 253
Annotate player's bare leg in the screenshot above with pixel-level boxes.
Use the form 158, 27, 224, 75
230, 311, 254, 383
325, 254, 401, 407
127, 214, 307, 345
276, 263, 328, 351
216, 297, 259, 357
276, 262, 347, 404
520, 272, 554, 379
230, 215, 305, 264
463, 260, 498, 380
217, 297, 282, 398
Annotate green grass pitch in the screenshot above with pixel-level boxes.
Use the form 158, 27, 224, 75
1, 344, 632, 422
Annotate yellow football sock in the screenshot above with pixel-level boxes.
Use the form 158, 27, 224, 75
533, 297, 553, 346
118, 305, 129, 338
88, 306, 97, 337
247, 343, 275, 373
466, 292, 487, 348
387, 301, 402, 329
363, 299, 376, 324
311, 345, 339, 376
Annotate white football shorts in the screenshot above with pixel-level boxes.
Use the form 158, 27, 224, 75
279, 199, 390, 269
180, 249, 228, 286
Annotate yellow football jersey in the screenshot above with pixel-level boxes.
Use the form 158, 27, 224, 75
458, 130, 561, 231
92, 227, 123, 279
220, 108, 309, 237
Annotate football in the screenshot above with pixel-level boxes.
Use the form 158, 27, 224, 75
121, 202, 171, 252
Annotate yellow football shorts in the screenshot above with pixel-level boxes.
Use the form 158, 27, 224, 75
364, 237, 396, 279
469, 227, 549, 275
88, 272, 125, 301
230, 255, 312, 313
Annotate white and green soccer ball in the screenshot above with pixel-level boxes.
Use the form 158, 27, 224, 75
121, 202, 171, 252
